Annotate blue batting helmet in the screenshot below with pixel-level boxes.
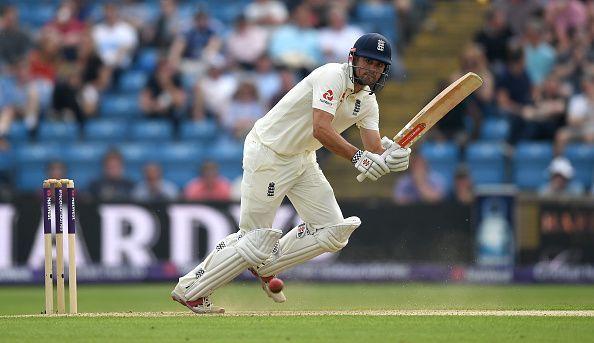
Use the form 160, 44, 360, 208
349, 33, 392, 93
352, 33, 392, 66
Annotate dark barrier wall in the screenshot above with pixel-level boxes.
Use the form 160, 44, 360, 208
0, 196, 473, 268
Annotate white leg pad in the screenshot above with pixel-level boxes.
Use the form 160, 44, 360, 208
180, 228, 282, 301
235, 228, 283, 266
256, 216, 361, 277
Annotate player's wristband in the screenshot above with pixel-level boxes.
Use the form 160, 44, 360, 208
351, 150, 363, 164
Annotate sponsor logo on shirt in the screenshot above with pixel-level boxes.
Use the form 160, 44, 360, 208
320, 89, 334, 106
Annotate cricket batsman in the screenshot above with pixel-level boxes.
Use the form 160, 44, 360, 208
172, 33, 411, 313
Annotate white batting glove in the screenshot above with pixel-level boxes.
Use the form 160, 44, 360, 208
381, 136, 411, 172
352, 150, 390, 181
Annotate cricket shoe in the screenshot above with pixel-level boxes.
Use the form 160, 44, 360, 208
249, 268, 286, 303
171, 289, 225, 314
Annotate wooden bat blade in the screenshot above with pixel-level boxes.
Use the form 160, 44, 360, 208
395, 72, 483, 148
356, 72, 483, 182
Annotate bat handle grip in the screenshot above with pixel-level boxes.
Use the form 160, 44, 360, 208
355, 146, 395, 182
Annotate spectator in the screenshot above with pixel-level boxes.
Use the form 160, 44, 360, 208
29, 30, 62, 112
252, 55, 282, 107
225, 15, 269, 70
269, 68, 297, 108
473, 9, 513, 72
495, 47, 533, 144
88, 149, 135, 201
139, 59, 186, 120
169, 11, 222, 77
47, 160, 67, 180
0, 62, 40, 144
0, 5, 33, 67
433, 78, 482, 146
539, 156, 584, 196
519, 73, 567, 141
454, 44, 495, 110
120, 0, 155, 35
184, 161, 231, 201
451, 166, 474, 205
43, 1, 87, 61
143, 0, 181, 50
318, 7, 363, 64
92, 3, 138, 81
51, 32, 108, 122
393, 154, 446, 204
553, 24, 592, 94
191, 57, 237, 121
523, 19, 556, 87
545, 0, 587, 49
555, 74, 594, 154
244, 0, 288, 28
268, 4, 322, 74
492, 0, 541, 36
132, 162, 179, 201
222, 81, 265, 139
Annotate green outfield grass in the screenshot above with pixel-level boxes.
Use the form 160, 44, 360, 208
1, 282, 594, 342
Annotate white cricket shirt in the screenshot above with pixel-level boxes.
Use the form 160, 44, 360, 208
253, 63, 380, 155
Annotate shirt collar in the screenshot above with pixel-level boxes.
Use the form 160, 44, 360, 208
343, 63, 372, 94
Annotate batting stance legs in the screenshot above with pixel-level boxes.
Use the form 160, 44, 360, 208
240, 131, 361, 295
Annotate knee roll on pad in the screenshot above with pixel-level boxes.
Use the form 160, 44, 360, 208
182, 228, 281, 301
315, 216, 361, 252
256, 216, 361, 277
235, 228, 283, 266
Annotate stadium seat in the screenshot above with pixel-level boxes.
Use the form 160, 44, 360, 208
8, 122, 30, 146
67, 165, 101, 191
19, 4, 54, 28
64, 143, 109, 169
480, 118, 510, 141
14, 143, 61, 192
134, 48, 159, 72
206, 138, 244, 181
156, 142, 205, 188
179, 120, 219, 143
564, 144, 594, 186
84, 119, 129, 142
16, 143, 61, 165
164, 166, 199, 189
419, 142, 459, 189
354, 2, 399, 50
465, 142, 506, 185
37, 122, 79, 142
130, 120, 174, 142
100, 94, 142, 118
513, 142, 554, 190
118, 143, 158, 182
119, 70, 148, 93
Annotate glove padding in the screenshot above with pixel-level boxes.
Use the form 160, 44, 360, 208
353, 150, 390, 181
381, 136, 411, 172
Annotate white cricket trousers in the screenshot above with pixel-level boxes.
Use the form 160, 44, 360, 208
239, 130, 344, 231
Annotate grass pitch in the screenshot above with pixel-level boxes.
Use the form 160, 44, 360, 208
1, 282, 593, 342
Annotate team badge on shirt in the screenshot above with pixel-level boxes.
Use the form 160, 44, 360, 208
353, 99, 361, 115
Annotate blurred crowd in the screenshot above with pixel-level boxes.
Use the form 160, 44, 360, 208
0, 0, 431, 200
394, 0, 594, 204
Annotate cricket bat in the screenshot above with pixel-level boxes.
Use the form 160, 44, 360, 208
357, 72, 483, 182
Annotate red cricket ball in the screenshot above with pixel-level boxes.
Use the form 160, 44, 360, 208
268, 278, 284, 293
